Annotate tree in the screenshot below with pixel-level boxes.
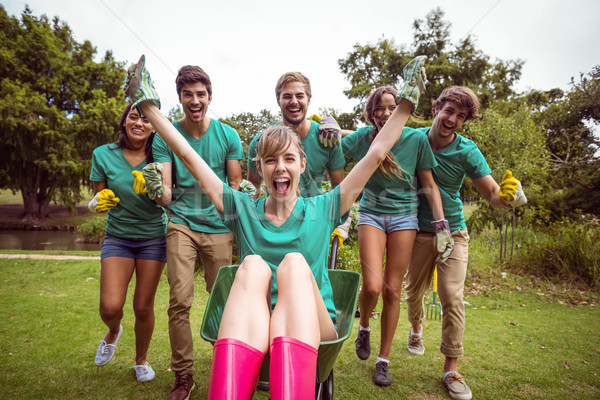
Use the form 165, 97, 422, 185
0, 6, 126, 220
219, 109, 279, 177
465, 107, 550, 262
338, 8, 524, 121
515, 66, 600, 219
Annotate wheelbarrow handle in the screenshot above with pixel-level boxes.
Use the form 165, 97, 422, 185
329, 236, 340, 270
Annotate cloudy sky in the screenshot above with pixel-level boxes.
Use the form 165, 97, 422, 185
4, 0, 600, 120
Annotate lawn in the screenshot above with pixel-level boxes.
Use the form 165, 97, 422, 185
0, 257, 598, 399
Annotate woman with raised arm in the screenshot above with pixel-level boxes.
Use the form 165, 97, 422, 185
124, 54, 426, 399
341, 86, 448, 386
89, 104, 167, 382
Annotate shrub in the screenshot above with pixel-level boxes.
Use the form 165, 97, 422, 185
517, 216, 600, 287
77, 216, 107, 243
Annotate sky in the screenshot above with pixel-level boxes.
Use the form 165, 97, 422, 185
3, 0, 600, 121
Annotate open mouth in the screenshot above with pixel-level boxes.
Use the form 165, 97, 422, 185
273, 177, 291, 194
189, 107, 203, 117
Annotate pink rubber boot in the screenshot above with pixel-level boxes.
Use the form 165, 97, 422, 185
208, 338, 265, 400
269, 336, 318, 400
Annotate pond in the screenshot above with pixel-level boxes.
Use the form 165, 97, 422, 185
0, 230, 102, 251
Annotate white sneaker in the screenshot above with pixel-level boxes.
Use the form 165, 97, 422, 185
133, 362, 155, 382
94, 325, 123, 366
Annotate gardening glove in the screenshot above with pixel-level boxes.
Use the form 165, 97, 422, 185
432, 219, 453, 263
396, 55, 428, 111
88, 189, 120, 213
239, 179, 257, 198
331, 214, 353, 245
142, 162, 164, 200
132, 170, 146, 195
498, 170, 527, 207
124, 54, 161, 116
310, 114, 342, 148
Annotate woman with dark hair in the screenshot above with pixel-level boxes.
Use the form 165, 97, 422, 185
89, 104, 167, 382
340, 85, 449, 386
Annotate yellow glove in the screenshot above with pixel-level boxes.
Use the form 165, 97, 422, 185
499, 170, 527, 207
330, 215, 353, 245
88, 189, 120, 213
132, 170, 147, 195
308, 114, 322, 123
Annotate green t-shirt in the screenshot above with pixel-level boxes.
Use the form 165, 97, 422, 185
153, 119, 244, 233
247, 120, 346, 197
342, 126, 437, 215
89, 144, 167, 238
416, 128, 492, 232
221, 184, 348, 323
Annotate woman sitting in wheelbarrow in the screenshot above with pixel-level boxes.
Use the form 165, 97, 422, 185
124, 54, 427, 400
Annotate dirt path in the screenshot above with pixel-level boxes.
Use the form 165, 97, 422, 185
0, 254, 100, 260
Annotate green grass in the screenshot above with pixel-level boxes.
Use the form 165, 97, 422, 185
0, 190, 21, 204
1, 257, 598, 399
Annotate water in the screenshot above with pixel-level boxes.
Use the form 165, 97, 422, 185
0, 230, 101, 251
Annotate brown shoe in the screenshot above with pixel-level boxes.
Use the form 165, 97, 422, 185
168, 374, 195, 400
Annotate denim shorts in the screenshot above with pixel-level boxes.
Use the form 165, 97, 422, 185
101, 233, 167, 262
357, 212, 419, 234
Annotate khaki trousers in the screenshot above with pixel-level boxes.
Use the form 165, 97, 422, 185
405, 228, 470, 358
166, 222, 233, 375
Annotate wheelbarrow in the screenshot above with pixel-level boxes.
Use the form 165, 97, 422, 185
200, 237, 360, 399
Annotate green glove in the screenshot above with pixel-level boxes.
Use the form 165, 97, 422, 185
142, 162, 164, 200
499, 170, 527, 207
124, 54, 161, 115
432, 219, 453, 263
88, 189, 120, 213
396, 55, 428, 110
132, 170, 147, 195
239, 179, 257, 198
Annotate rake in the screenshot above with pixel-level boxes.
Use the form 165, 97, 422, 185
426, 265, 442, 320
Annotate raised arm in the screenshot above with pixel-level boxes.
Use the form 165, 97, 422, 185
125, 55, 226, 213
339, 56, 427, 216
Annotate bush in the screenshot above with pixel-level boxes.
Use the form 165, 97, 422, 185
517, 217, 600, 287
77, 216, 107, 243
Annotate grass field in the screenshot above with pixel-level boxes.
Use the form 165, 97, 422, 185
0, 257, 598, 399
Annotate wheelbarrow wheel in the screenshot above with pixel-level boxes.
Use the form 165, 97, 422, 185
315, 370, 334, 399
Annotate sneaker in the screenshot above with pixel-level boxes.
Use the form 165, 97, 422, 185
373, 361, 392, 386
355, 330, 371, 360
442, 371, 472, 400
94, 325, 123, 366
133, 362, 155, 382
168, 374, 195, 400
407, 331, 425, 355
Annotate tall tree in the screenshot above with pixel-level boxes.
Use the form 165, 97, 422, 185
533, 66, 600, 217
338, 8, 524, 120
0, 6, 126, 220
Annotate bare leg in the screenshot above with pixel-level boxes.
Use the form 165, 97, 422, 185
132, 259, 165, 365
270, 253, 337, 348
99, 257, 134, 343
357, 225, 387, 329
217, 255, 272, 353
378, 229, 416, 359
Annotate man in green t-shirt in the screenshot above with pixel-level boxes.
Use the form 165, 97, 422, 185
151, 65, 244, 400
404, 86, 527, 400
246, 72, 346, 198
